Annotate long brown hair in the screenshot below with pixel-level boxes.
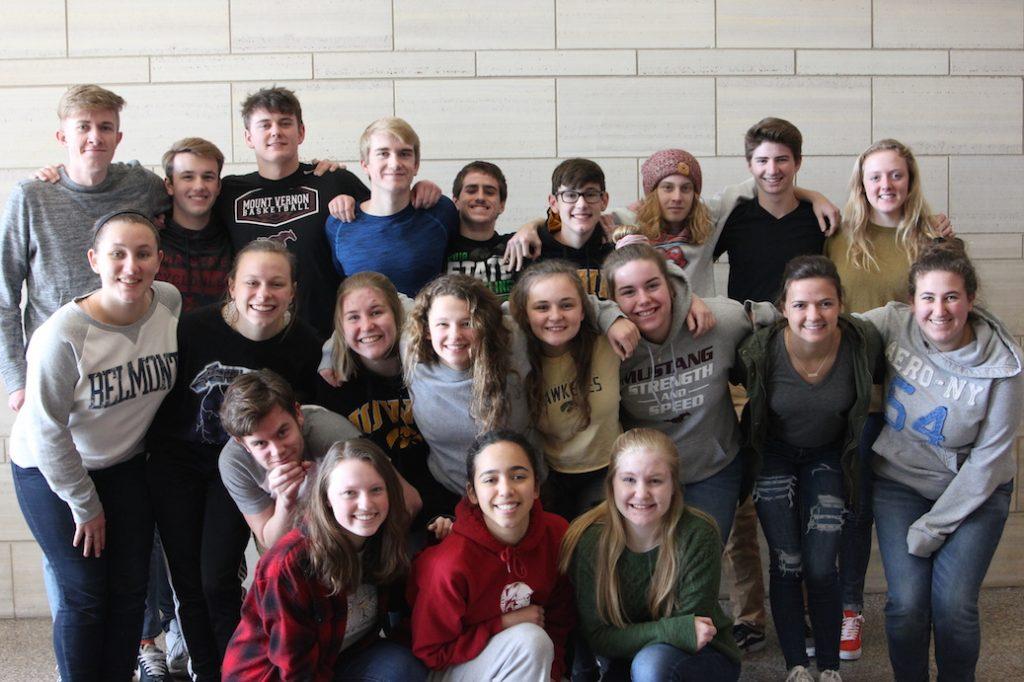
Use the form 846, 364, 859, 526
303, 439, 409, 596
559, 429, 713, 627
509, 260, 599, 434
402, 274, 513, 433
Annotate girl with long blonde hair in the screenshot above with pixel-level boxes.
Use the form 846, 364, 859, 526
559, 428, 740, 681
824, 139, 951, 661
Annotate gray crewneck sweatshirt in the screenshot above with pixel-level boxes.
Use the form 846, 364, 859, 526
618, 266, 777, 484
860, 302, 1023, 557
0, 162, 168, 393
405, 298, 624, 495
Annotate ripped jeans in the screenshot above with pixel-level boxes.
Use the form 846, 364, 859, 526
753, 439, 845, 672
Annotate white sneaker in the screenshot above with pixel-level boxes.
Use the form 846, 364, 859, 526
819, 669, 843, 682
138, 643, 169, 682
786, 665, 815, 682
165, 618, 189, 677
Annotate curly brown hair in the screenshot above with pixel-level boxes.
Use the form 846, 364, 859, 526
402, 274, 513, 433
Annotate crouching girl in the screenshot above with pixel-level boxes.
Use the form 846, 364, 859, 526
409, 430, 574, 681
222, 439, 426, 681
559, 428, 741, 682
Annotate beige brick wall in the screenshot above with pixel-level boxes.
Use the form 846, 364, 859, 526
1, 0, 1022, 617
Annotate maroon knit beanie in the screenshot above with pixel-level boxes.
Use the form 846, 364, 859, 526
641, 149, 702, 196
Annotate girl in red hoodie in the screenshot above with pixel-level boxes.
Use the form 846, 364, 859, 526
408, 429, 574, 681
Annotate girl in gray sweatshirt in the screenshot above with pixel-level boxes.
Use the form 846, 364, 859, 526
603, 242, 776, 542
859, 240, 1022, 682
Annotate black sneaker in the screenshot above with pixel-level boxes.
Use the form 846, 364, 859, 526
732, 623, 766, 654
138, 643, 169, 682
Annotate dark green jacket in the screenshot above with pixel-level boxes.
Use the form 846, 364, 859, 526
734, 314, 884, 509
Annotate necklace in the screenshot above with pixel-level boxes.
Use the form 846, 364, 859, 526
785, 328, 840, 378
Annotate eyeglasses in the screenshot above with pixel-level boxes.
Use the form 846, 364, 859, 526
556, 189, 604, 204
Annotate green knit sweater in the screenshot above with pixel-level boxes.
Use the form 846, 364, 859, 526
569, 509, 741, 665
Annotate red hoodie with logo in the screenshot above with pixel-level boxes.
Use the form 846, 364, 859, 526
408, 497, 574, 679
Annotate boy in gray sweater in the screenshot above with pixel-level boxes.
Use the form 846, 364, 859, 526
0, 84, 167, 412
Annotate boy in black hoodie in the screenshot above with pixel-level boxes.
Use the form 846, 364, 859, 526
159, 137, 233, 313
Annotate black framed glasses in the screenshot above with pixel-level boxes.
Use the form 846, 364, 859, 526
556, 189, 604, 204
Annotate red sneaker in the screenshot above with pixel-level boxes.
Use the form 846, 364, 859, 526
840, 610, 864, 661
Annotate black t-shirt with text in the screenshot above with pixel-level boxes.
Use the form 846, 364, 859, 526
216, 165, 369, 337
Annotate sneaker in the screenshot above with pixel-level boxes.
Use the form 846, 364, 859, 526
819, 670, 843, 682
804, 617, 815, 658
138, 643, 169, 682
731, 622, 766, 654
165, 618, 189, 677
840, 610, 864, 661
785, 665, 815, 682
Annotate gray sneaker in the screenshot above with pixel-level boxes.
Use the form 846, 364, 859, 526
165, 618, 189, 678
785, 665, 815, 682
138, 643, 169, 682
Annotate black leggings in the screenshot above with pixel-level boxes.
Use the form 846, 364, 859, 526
147, 445, 250, 681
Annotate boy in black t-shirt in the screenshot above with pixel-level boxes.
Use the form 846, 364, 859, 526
714, 117, 826, 303
445, 161, 515, 301
216, 86, 441, 336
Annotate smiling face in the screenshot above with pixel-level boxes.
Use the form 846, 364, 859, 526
340, 286, 398, 367
611, 258, 674, 344
548, 181, 608, 242
427, 294, 476, 371
912, 270, 975, 352
243, 107, 305, 167
656, 173, 695, 230
747, 141, 801, 197
612, 448, 674, 537
360, 131, 418, 195
455, 170, 506, 230
782, 277, 842, 346
861, 149, 910, 226
525, 274, 584, 356
88, 219, 162, 307
467, 440, 539, 546
165, 152, 220, 223
238, 404, 306, 471
326, 459, 389, 549
58, 107, 122, 177
228, 251, 295, 340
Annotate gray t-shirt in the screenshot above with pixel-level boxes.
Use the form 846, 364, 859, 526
767, 332, 856, 448
218, 405, 360, 516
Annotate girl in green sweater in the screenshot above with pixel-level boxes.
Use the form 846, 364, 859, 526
559, 428, 741, 681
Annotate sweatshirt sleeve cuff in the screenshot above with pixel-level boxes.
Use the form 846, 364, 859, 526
907, 524, 944, 558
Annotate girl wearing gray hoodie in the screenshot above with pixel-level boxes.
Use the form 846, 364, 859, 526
859, 240, 1022, 682
602, 242, 776, 543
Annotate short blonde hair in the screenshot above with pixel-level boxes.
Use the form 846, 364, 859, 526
58, 84, 125, 122
359, 117, 420, 164
162, 137, 226, 179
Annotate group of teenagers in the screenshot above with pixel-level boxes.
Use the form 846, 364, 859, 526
2, 82, 1019, 682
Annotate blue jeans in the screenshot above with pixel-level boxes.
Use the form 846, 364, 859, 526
753, 440, 844, 672
13, 455, 154, 682
873, 476, 1010, 682
332, 639, 427, 681
141, 530, 176, 640
684, 454, 743, 544
603, 643, 740, 682
839, 412, 883, 612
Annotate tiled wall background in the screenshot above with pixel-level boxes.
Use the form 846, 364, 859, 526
1, 1, 1023, 617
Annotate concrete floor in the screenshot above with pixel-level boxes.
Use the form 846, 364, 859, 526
2, 588, 1022, 681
